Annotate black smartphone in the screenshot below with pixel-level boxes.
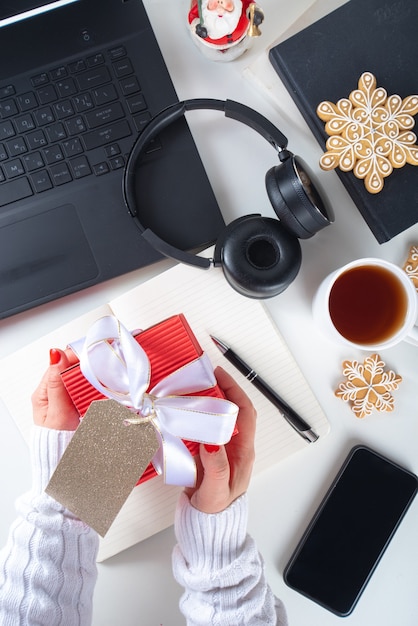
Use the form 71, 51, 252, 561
283, 445, 418, 617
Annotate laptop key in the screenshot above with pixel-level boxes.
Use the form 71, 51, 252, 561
3, 159, 25, 179
50, 66, 68, 80
44, 145, 64, 164
85, 102, 125, 129
34, 107, 55, 126
0, 177, 33, 206
92, 84, 118, 106
105, 143, 120, 157
56, 78, 78, 98
82, 119, 131, 150
70, 155, 91, 179
119, 76, 140, 96
76, 66, 111, 91
0, 99, 18, 119
26, 129, 47, 150
6, 137, 27, 157
113, 59, 134, 78
109, 46, 127, 61
17, 92, 38, 112
36, 84, 58, 105
0, 121, 15, 140
14, 113, 36, 133
31, 169, 52, 193
0, 85, 16, 98
87, 53, 105, 67
133, 112, 151, 134
49, 162, 72, 185
66, 116, 86, 136
109, 155, 125, 170
68, 59, 86, 74
54, 100, 74, 119
73, 93, 94, 113
31, 73, 49, 88
126, 94, 147, 115
45, 122, 67, 143
62, 138, 83, 158
23, 151, 45, 171
93, 162, 109, 176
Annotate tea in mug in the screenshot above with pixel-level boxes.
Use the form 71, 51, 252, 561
328, 265, 408, 345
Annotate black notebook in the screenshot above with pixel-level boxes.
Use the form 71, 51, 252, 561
269, 0, 418, 244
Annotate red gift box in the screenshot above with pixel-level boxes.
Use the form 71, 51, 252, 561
61, 314, 230, 484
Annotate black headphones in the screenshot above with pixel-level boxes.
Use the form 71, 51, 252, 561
123, 98, 334, 299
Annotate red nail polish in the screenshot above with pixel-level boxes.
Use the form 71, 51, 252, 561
49, 348, 61, 365
204, 444, 220, 454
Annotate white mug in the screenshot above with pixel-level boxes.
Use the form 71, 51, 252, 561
312, 258, 418, 350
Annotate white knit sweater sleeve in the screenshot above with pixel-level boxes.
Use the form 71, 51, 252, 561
0, 425, 99, 626
172, 492, 288, 626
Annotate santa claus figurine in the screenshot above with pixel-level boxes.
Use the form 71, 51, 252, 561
188, 0, 264, 61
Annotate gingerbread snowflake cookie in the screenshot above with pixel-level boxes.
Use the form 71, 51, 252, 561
317, 72, 418, 193
335, 353, 402, 418
403, 245, 418, 291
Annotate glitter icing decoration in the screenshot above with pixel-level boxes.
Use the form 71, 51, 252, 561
335, 353, 402, 419
317, 72, 418, 193
403, 245, 418, 291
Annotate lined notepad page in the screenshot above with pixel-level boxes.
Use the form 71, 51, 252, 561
0, 256, 329, 561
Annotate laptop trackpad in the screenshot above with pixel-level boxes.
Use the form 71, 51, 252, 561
0, 204, 98, 314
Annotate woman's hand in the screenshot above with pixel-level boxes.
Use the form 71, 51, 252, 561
186, 366, 256, 513
31, 348, 80, 431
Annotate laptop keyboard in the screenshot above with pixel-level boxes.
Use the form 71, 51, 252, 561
0, 46, 156, 208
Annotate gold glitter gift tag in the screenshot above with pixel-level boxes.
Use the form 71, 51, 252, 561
46, 399, 159, 536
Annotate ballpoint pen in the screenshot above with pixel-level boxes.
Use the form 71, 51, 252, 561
211, 335, 319, 443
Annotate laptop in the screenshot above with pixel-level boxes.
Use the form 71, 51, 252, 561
0, 0, 224, 319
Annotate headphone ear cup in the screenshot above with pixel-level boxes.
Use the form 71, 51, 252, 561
214, 215, 302, 299
265, 163, 313, 239
266, 156, 334, 239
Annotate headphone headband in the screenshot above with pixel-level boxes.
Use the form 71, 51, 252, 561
125, 99, 288, 167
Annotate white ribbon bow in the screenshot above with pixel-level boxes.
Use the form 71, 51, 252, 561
70, 316, 238, 487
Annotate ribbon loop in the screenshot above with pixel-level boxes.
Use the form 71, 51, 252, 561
72, 316, 238, 487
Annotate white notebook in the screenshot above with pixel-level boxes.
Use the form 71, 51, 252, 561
0, 258, 329, 561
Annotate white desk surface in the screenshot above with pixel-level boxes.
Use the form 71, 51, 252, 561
1, 1, 417, 624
